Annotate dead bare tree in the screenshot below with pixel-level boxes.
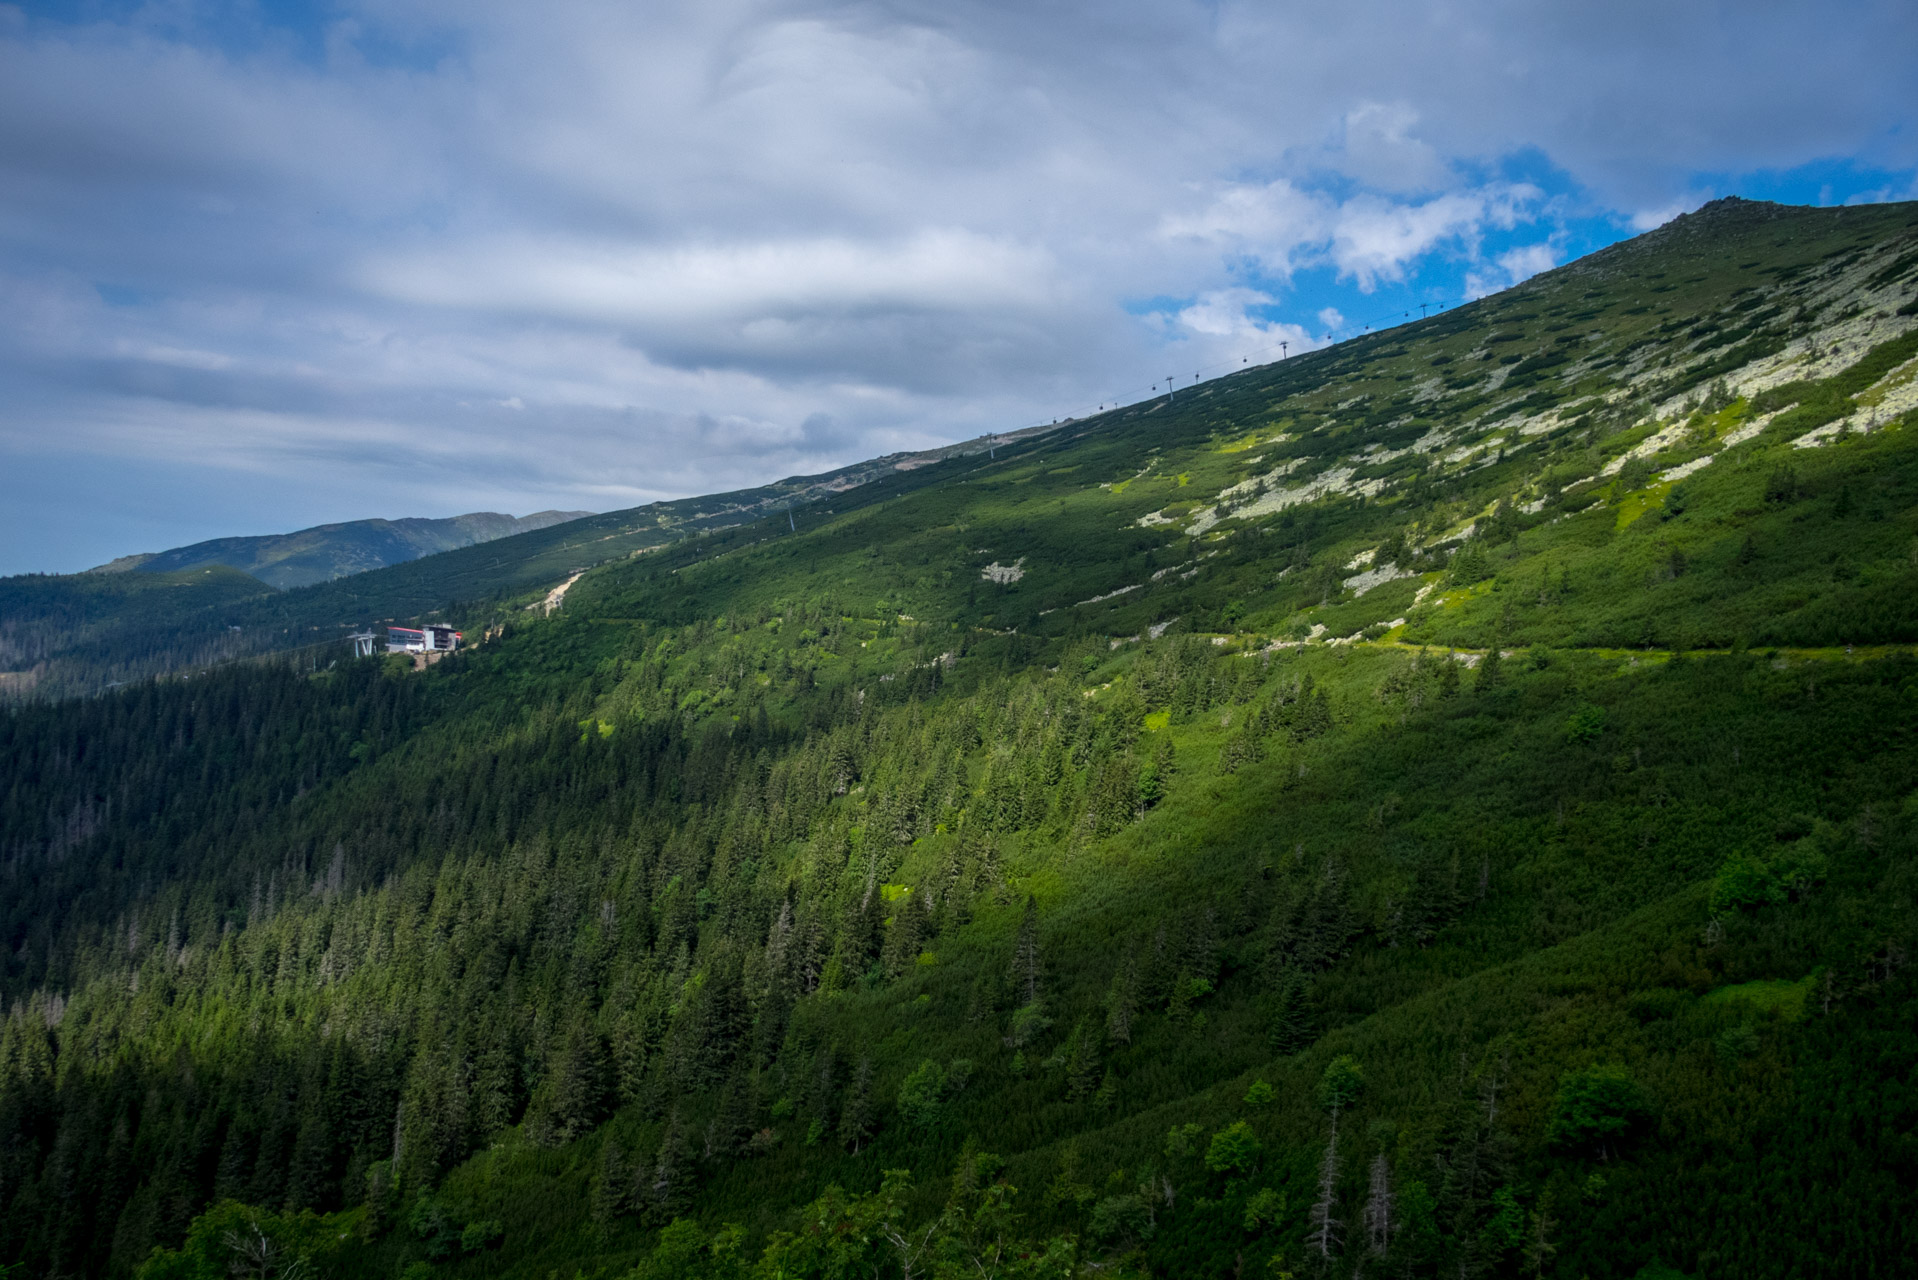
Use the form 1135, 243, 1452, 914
1523, 1195, 1558, 1279
221, 1222, 312, 1280
1308, 1113, 1342, 1262
1363, 1152, 1396, 1259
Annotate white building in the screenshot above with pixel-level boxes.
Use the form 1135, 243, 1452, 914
386, 624, 461, 654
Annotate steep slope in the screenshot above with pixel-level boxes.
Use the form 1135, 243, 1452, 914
96, 510, 596, 590
2, 198, 1918, 1280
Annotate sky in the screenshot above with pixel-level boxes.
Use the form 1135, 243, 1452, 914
1, 1, 1914, 574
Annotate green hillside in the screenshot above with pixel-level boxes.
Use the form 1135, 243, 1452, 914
4, 197, 1918, 1280
0, 429, 1052, 702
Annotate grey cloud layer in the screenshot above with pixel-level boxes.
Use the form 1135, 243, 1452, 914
0, 0, 1909, 569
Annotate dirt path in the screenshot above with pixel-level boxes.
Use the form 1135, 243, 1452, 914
539, 571, 585, 616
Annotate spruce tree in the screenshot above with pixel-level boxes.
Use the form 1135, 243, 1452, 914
1010, 897, 1044, 1008
592, 1139, 633, 1225
1103, 949, 1137, 1047
1269, 970, 1313, 1053
1065, 1017, 1101, 1101
882, 888, 927, 978
838, 1057, 876, 1154
808, 1044, 840, 1132
647, 1110, 696, 1225
1475, 639, 1503, 693
550, 1017, 611, 1143
704, 1072, 754, 1162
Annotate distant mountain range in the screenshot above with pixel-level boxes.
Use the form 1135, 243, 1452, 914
89, 510, 595, 589
1, 424, 1059, 699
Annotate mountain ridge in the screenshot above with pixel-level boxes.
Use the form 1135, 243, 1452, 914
87, 510, 596, 590
0, 420, 1069, 698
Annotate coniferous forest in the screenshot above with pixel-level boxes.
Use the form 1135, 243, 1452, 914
5, 197, 1918, 1279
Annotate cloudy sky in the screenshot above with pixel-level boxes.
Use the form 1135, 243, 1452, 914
2, 0, 1913, 573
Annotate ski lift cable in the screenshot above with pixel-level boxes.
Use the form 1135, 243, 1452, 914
1032, 287, 1467, 433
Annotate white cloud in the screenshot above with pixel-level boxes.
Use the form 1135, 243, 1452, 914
1497, 242, 1559, 282
1159, 288, 1318, 369
1464, 240, 1561, 299
360, 230, 1059, 330
1630, 195, 1708, 230
1175, 288, 1277, 339
1327, 185, 1540, 289
0, 0, 1913, 569
1334, 103, 1453, 194
1167, 179, 1543, 292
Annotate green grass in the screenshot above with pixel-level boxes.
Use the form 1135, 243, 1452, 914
1702, 976, 1816, 1021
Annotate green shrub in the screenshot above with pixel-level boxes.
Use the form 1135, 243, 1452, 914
1615, 455, 1655, 494
1316, 1055, 1364, 1112
1709, 841, 1827, 913
896, 1059, 948, 1128
1714, 1024, 1761, 1065
1448, 543, 1493, 586
1709, 854, 1781, 912
1547, 1064, 1650, 1153
1088, 1193, 1155, 1245
1565, 704, 1606, 743
1204, 1120, 1262, 1175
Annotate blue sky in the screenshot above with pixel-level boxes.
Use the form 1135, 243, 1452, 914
1, 0, 1913, 573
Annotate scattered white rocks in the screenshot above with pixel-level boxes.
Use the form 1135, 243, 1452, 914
1721, 409, 1784, 447
1345, 548, 1377, 569
1148, 618, 1179, 639
981, 558, 1027, 584
1601, 420, 1690, 475
1218, 456, 1306, 502
1792, 417, 1870, 450
1658, 456, 1714, 484
1077, 583, 1141, 606
1342, 563, 1416, 597
1223, 465, 1370, 524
